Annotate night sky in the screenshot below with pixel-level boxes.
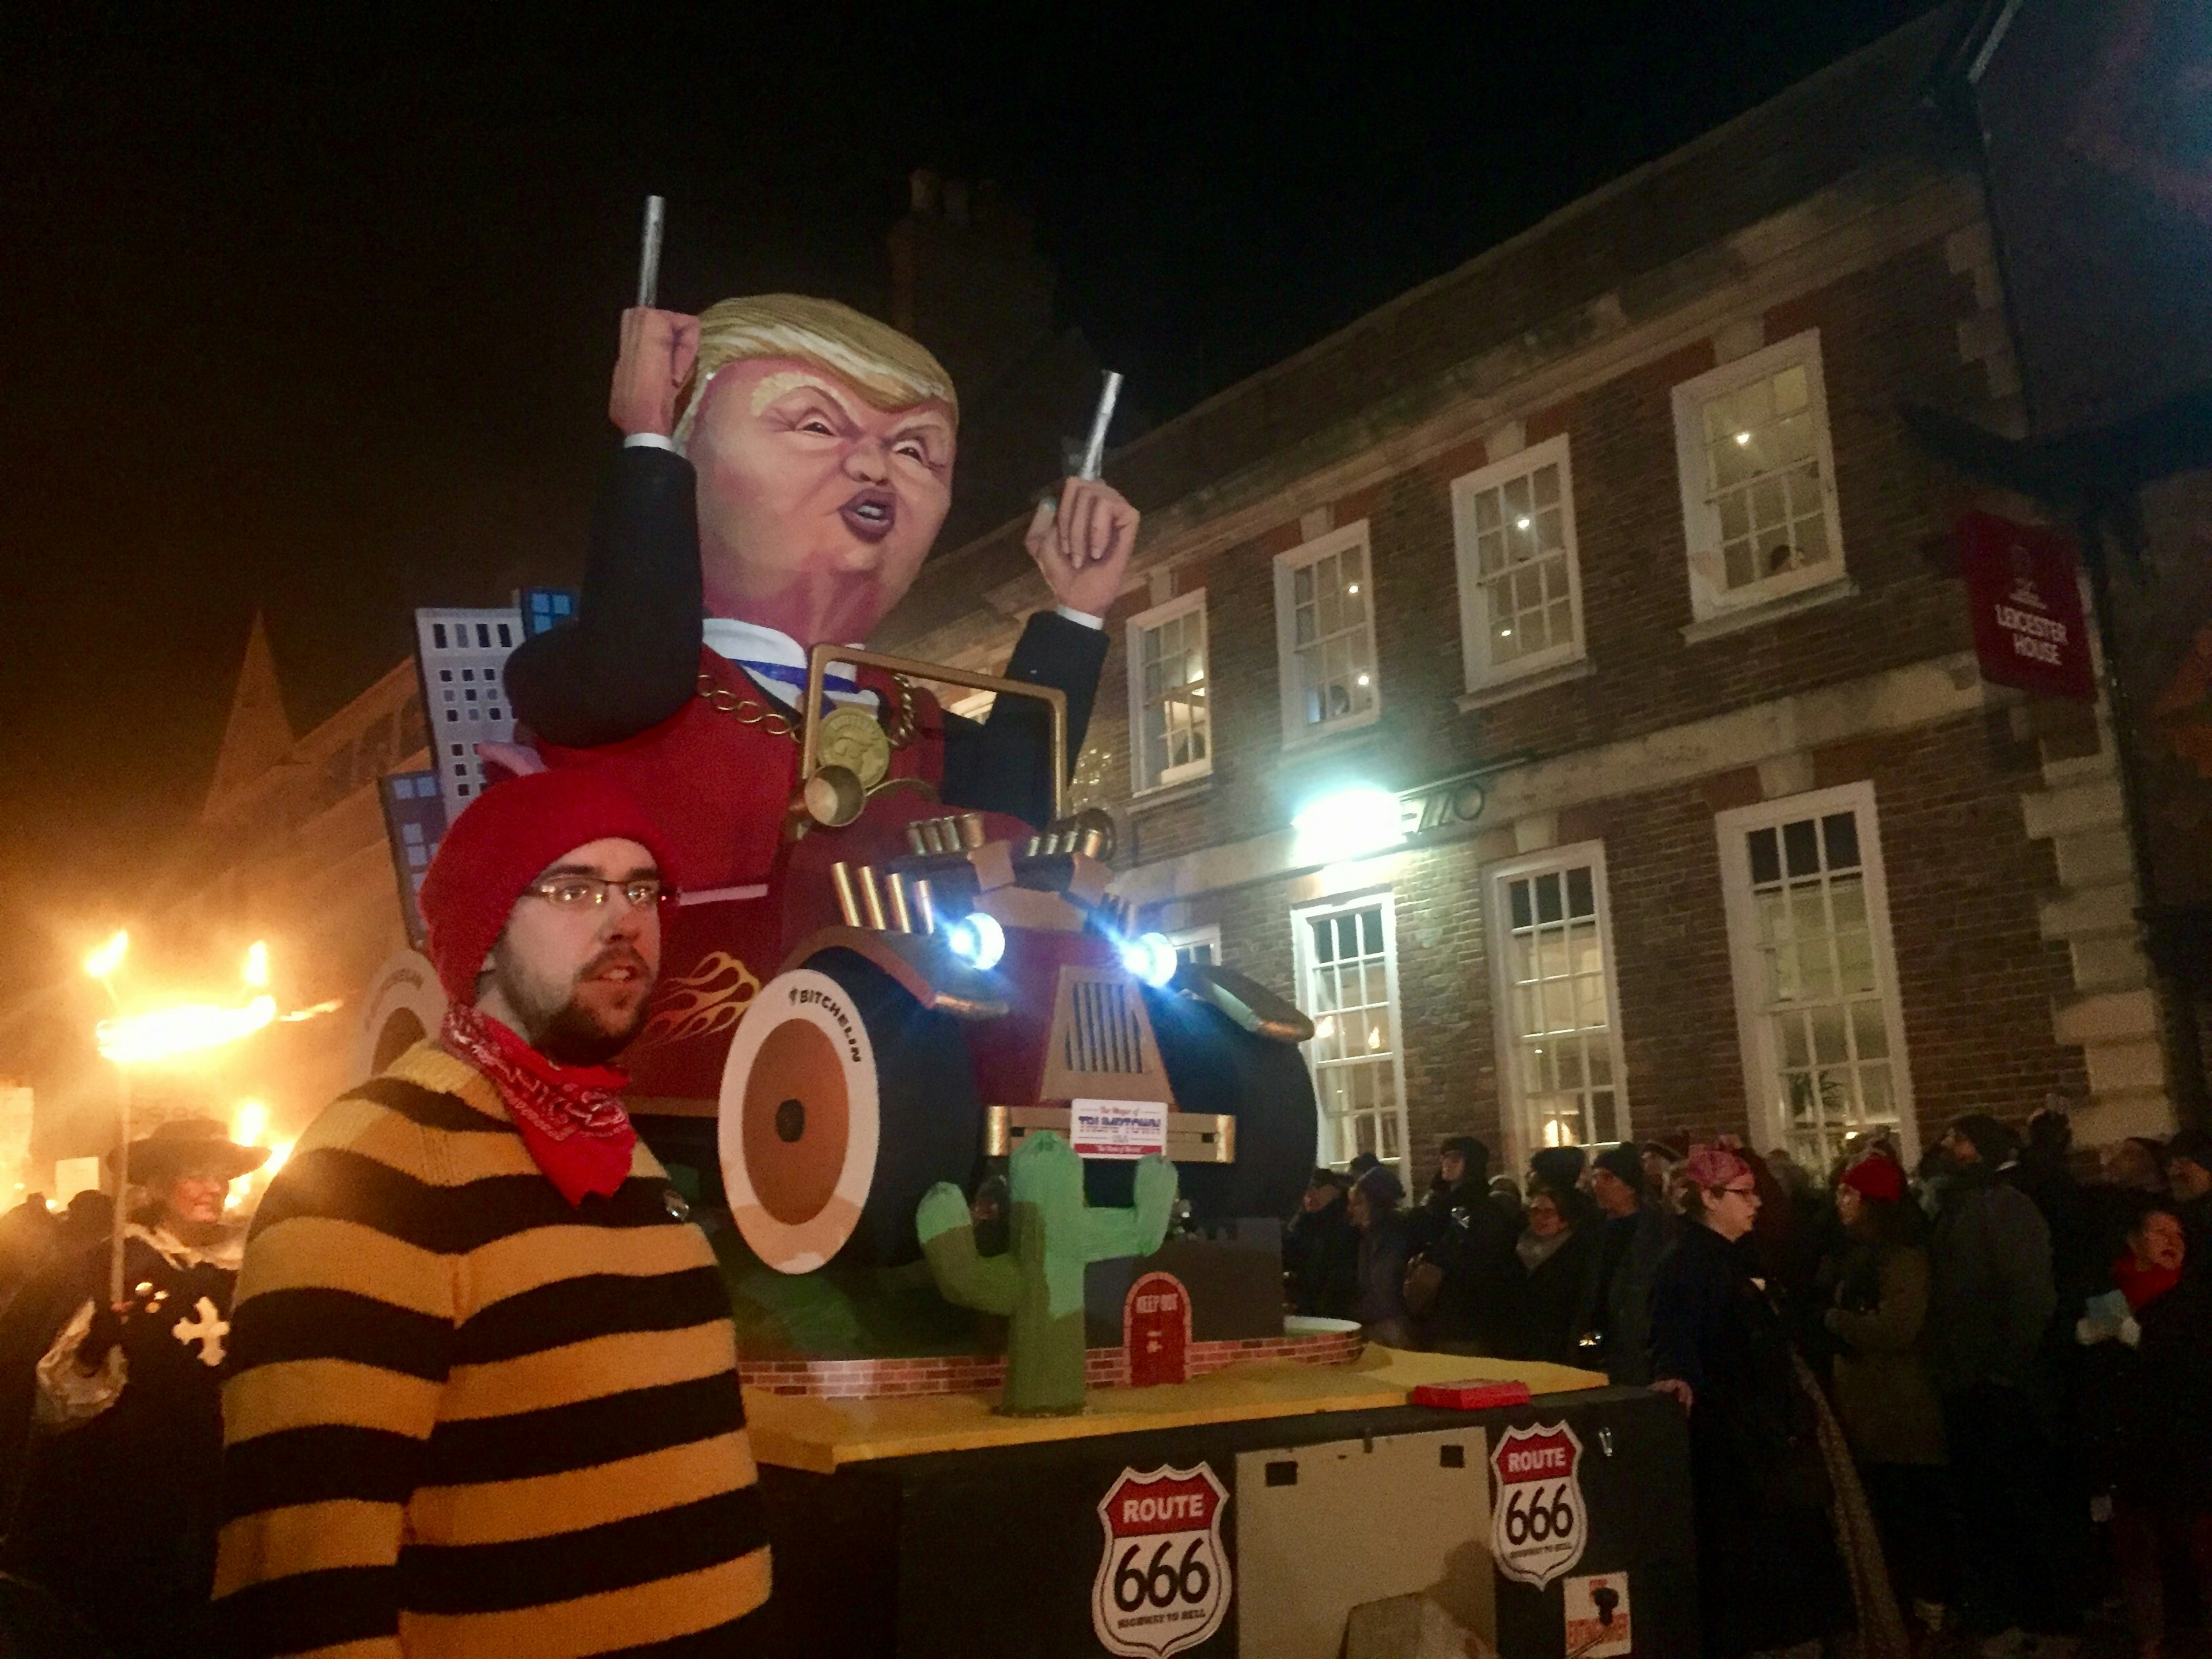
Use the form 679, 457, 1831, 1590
0, 2, 1939, 1080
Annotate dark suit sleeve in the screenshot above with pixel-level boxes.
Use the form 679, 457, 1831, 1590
504, 445, 704, 747
938, 611, 1111, 828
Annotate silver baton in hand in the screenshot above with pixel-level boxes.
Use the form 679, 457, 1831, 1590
1077, 370, 1123, 480
636, 195, 666, 309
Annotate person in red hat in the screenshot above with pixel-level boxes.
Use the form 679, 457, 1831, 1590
0, 1115, 267, 1658
1825, 1153, 1953, 1638
215, 771, 769, 1657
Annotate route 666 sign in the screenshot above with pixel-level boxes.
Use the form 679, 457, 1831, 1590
1092, 1463, 1231, 1657
1490, 1421, 1588, 1589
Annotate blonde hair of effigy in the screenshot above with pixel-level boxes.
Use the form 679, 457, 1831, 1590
672, 294, 958, 452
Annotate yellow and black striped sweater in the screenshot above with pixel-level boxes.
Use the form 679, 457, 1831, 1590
214, 1041, 769, 1657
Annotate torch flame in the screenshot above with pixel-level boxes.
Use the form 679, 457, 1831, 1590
97, 995, 277, 1066
233, 1099, 268, 1147
244, 941, 269, 989
84, 931, 128, 982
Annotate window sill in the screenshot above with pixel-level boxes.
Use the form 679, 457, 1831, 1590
1680, 574, 1858, 645
1128, 775, 1214, 815
1279, 709, 1384, 755
1457, 657, 1595, 713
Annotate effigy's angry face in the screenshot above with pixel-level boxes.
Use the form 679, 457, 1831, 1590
688, 354, 957, 642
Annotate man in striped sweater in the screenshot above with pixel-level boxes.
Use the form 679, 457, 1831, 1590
215, 770, 770, 1656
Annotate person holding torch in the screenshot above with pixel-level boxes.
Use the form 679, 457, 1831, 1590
0, 1118, 266, 1658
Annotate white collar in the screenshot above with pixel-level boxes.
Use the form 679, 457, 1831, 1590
700, 618, 876, 710
128, 1220, 245, 1272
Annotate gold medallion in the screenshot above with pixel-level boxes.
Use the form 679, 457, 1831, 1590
816, 706, 893, 790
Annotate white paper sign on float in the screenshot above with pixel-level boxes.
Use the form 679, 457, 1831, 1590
1071, 1098, 1169, 1160
1564, 1571, 1632, 1659
1092, 1462, 1231, 1658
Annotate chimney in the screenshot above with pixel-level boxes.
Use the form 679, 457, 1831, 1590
888, 169, 1055, 403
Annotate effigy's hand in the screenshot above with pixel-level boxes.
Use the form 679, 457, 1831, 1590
1025, 477, 1139, 617
609, 306, 701, 438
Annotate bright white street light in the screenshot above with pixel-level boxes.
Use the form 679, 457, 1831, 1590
1292, 786, 1406, 863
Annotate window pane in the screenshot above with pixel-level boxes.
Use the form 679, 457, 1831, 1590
1749, 828, 1781, 887
1782, 819, 1820, 877
1495, 856, 1625, 1156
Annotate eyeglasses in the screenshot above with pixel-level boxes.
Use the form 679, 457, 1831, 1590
523, 876, 667, 912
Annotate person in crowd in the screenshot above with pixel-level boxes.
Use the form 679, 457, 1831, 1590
1927, 1113, 2075, 1650
0, 1197, 57, 1312
1824, 1152, 1954, 1636
2075, 1198, 2212, 1659
1641, 1139, 1687, 1206
2013, 1102, 2099, 1314
1650, 1146, 1853, 1659
0, 1119, 266, 1659
1410, 1135, 1488, 1254
1487, 1172, 1525, 1234
1407, 1138, 1514, 1353
1528, 1145, 1587, 1206
1573, 1143, 1673, 1385
1346, 1164, 1415, 1349
214, 770, 769, 1656
2104, 1137, 2169, 1195
1497, 1185, 1595, 1366
1285, 1168, 1359, 1320
2165, 1127, 2212, 1273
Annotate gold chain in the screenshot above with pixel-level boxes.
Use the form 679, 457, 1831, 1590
695, 672, 917, 749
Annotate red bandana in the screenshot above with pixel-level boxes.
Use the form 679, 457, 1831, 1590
2111, 1252, 2183, 1312
440, 1005, 637, 1207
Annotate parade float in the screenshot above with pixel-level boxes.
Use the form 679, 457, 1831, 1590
347, 206, 1694, 1656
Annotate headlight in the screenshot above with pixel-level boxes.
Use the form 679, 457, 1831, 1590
942, 911, 1006, 972
1119, 931, 1179, 989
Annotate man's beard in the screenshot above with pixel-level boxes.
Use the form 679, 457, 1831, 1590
515, 944, 654, 1066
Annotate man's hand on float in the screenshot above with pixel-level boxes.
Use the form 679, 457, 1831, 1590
609, 306, 701, 438
1025, 477, 1140, 618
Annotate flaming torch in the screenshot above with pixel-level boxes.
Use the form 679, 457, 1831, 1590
89, 940, 286, 1304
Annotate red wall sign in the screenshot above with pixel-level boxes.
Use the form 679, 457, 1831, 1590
1955, 512, 2097, 702
1123, 1270, 1192, 1387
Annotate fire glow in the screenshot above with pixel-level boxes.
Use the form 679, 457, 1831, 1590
98, 996, 278, 1065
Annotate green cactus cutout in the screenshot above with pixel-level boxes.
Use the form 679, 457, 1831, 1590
918, 1131, 1178, 1416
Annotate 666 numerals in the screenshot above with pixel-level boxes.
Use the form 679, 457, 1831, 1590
1111, 1537, 1213, 1612
1499, 1479, 1578, 1547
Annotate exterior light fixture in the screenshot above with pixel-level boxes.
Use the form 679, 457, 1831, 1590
1292, 785, 1406, 863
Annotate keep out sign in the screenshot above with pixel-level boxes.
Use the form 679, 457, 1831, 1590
1490, 1421, 1588, 1590
1092, 1463, 1230, 1657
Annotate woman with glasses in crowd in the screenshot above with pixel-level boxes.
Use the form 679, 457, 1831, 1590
1652, 1146, 1852, 1659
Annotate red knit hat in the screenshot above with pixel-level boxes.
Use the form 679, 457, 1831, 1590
1840, 1154, 1905, 1206
417, 770, 673, 1002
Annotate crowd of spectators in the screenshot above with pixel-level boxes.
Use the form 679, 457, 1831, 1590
1287, 1106, 2212, 1659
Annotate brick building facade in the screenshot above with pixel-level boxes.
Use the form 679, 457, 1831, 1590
876, 7, 2175, 1183
168, 5, 2195, 1190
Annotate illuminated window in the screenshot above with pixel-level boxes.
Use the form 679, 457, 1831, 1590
1453, 435, 1585, 690
1169, 925, 1222, 968
1488, 845, 1628, 1163
1274, 521, 1379, 744
1715, 783, 1916, 1167
1294, 893, 1407, 1174
1127, 590, 1213, 794
1672, 329, 1846, 623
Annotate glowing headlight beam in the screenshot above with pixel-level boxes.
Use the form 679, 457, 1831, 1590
942, 912, 1007, 972
1118, 931, 1179, 989
97, 995, 276, 1066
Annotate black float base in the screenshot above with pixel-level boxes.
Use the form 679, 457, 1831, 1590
744, 1386, 1695, 1658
